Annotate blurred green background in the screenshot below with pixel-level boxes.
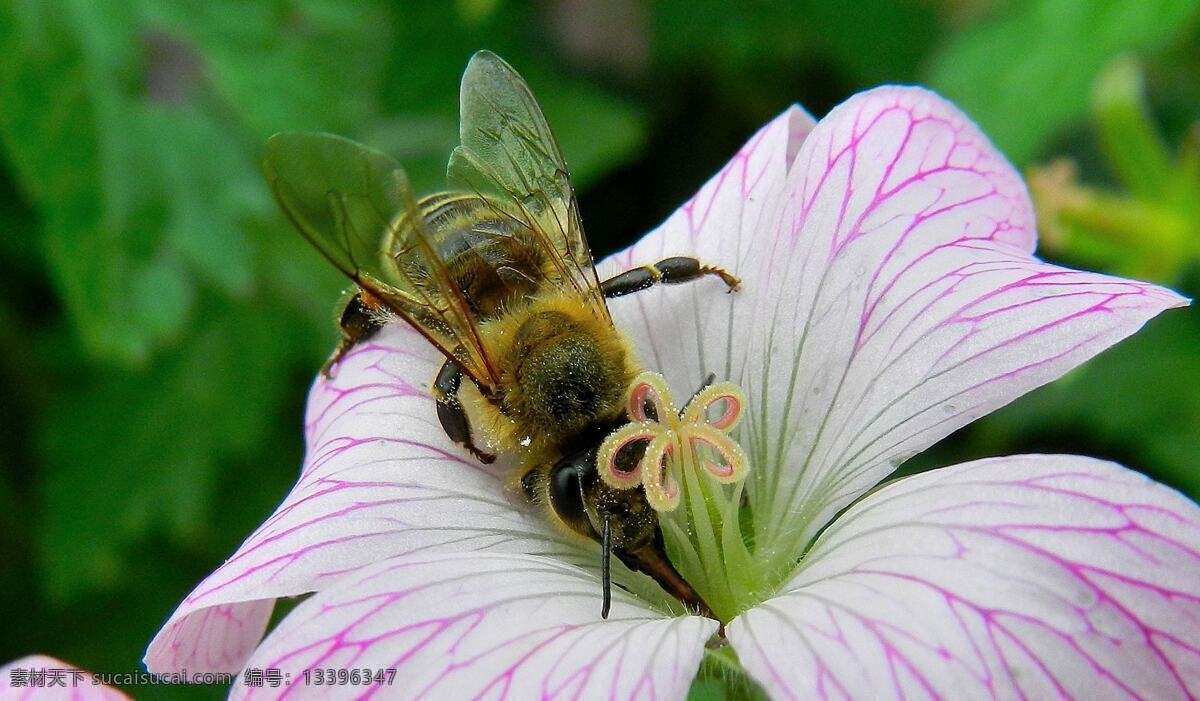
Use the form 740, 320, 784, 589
1, 0, 1197, 698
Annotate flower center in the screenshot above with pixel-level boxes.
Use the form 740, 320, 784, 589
598, 372, 758, 621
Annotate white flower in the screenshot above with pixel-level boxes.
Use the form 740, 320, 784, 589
147, 87, 1199, 699
2, 655, 129, 700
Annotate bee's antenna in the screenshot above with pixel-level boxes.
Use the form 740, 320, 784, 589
600, 515, 612, 619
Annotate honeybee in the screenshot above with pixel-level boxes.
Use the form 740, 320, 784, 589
266, 51, 740, 618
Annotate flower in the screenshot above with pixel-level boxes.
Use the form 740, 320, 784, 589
146, 87, 1200, 699
2, 655, 130, 700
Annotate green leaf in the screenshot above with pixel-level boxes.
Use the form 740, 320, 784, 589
927, 0, 1200, 165
129, 252, 195, 341
37, 301, 296, 600
0, 167, 40, 269
138, 105, 260, 295
149, 0, 394, 138
1093, 56, 1175, 199
0, 1, 392, 364
0, 2, 162, 361
249, 217, 349, 351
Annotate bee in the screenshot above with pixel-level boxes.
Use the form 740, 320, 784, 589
265, 51, 740, 618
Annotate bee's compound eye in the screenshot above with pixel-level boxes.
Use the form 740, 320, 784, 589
548, 449, 598, 541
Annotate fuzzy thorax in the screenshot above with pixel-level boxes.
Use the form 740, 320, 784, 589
460, 293, 640, 461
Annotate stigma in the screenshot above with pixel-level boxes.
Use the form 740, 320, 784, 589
597, 372, 749, 512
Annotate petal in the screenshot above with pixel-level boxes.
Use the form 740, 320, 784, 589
147, 325, 590, 673
232, 552, 716, 700
735, 87, 1184, 558
2, 655, 130, 700
599, 105, 816, 392
728, 455, 1200, 700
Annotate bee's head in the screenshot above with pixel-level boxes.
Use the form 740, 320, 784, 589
537, 438, 713, 618
543, 439, 656, 553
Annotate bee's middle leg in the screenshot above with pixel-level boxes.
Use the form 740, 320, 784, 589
600, 256, 740, 299
323, 291, 385, 378
434, 359, 496, 464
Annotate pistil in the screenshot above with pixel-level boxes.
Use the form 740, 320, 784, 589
598, 372, 760, 621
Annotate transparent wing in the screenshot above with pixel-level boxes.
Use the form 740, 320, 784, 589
447, 50, 610, 320
265, 132, 501, 388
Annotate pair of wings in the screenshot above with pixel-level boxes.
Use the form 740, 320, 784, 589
265, 51, 610, 392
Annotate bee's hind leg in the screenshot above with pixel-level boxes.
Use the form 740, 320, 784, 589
434, 359, 496, 464
600, 257, 740, 299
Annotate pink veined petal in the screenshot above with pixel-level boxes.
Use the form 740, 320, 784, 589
748, 87, 1186, 557
147, 325, 592, 674
728, 455, 1200, 701
599, 104, 816, 396
232, 552, 716, 701
1, 655, 130, 700
612, 85, 1185, 564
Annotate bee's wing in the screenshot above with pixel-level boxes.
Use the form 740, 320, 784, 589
447, 50, 610, 320
265, 132, 501, 389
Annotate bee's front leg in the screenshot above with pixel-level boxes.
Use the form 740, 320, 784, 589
600, 257, 740, 299
433, 359, 496, 464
